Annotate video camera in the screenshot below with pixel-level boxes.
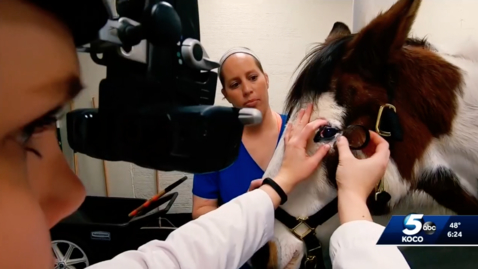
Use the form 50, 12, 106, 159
66, 0, 262, 173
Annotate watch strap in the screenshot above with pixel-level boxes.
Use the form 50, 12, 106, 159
261, 177, 288, 205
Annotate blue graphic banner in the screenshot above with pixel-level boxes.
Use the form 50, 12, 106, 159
377, 214, 478, 245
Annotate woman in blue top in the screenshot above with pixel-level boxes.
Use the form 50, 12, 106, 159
192, 47, 287, 219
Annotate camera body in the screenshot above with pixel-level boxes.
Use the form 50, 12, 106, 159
67, 0, 262, 173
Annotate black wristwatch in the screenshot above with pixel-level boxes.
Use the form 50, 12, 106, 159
261, 177, 288, 205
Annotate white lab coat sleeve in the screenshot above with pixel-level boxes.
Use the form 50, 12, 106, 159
86, 188, 275, 269
329, 220, 410, 269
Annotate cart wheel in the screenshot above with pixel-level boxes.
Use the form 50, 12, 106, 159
51, 238, 90, 269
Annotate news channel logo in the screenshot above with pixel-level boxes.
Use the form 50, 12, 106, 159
402, 214, 437, 242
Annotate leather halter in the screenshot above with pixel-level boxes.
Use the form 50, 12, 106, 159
275, 199, 338, 269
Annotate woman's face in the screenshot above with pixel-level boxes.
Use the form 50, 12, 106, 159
0, 0, 86, 268
221, 53, 270, 116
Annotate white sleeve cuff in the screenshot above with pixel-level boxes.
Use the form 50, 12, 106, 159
329, 220, 410, 269
329, 220, 385, 258
252, 189, 276, 244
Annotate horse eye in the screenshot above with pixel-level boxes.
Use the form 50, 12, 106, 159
313, 126, 339, 142
322, 127, 338, 138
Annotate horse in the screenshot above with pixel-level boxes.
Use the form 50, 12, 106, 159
250, 0, 478, 268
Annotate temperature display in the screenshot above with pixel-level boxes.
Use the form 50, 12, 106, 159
449, 222, 461, 229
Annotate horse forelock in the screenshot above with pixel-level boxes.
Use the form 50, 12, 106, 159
284, 35, 354, 120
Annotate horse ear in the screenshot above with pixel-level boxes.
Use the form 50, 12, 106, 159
326, 22, 351, 41
345, 0, 422, 68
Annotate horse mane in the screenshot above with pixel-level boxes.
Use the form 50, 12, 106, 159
284, 35, 435, 120
285, 35, 354, 119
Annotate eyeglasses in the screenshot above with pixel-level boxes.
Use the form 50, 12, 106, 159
313, 125, 370, 150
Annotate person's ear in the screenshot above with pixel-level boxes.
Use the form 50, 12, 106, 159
264, 73, 269, 89
221, 88, 229, 101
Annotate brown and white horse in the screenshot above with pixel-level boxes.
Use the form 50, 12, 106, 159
250, 0, 478, 268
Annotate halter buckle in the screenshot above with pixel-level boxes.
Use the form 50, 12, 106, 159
375, 103, 396, 137
304, 255, 317, 269
290, 217, 315, 240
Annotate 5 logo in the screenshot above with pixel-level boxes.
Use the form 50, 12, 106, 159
403, 214, 437, 236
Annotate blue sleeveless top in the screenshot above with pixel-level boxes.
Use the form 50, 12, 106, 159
193, 113, 288, 204
192, 114, 286, 269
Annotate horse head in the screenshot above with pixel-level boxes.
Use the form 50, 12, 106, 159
284, 0, 467, 215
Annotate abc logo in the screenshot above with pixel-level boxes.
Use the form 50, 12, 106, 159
422, 221, 437, 235
403, 214, 436, 236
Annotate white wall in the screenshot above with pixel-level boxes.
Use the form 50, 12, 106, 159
63, 0, 353, 213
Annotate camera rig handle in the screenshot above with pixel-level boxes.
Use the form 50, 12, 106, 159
90, 1, 219, 73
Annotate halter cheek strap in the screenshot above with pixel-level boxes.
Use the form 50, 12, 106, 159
375, 71, 403, 141
372, 71, 403, 213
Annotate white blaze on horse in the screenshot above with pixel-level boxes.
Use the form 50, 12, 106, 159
250, 0, 478, 268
